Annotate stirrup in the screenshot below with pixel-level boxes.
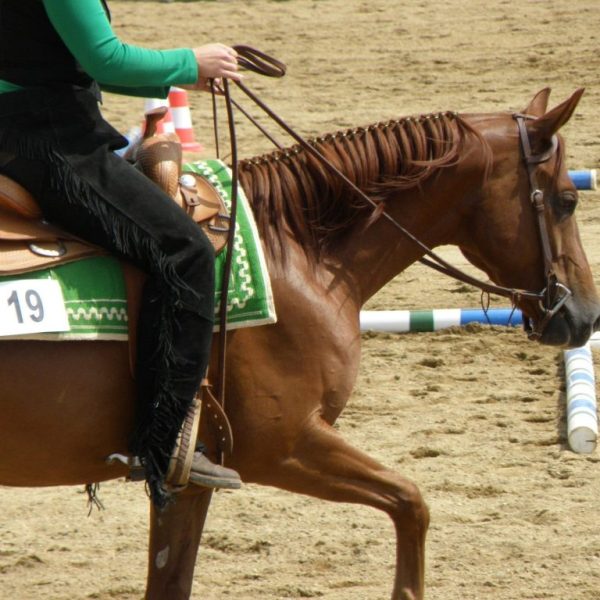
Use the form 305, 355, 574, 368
105, 453, 146, 482
165, 393, 202, 490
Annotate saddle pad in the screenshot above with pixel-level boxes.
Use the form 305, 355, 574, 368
0, 160, 277, 340
0, 256, 128, 340
187, 160, 276, 331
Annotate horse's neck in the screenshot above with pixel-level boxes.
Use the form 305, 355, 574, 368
244, 114, 488, 308
332, 119, 492, 304
262, 181, 462, 312
333, 178, 471, 306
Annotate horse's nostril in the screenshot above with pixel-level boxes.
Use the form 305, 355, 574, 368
593, 314, 600, 333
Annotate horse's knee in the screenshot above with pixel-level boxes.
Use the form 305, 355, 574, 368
394, 480, 430, 535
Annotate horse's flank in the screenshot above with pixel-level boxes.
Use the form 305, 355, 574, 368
239, 111, 490, 263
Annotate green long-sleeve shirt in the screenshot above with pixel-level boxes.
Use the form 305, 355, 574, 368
0, 0, 198, 98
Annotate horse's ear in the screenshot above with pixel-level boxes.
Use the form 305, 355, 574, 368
522, 88, 551, 117
527, 88, 584, 146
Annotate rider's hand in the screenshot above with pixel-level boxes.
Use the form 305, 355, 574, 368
192, 43, 241, 83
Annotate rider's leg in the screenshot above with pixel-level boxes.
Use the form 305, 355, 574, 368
0, 152, 241, 507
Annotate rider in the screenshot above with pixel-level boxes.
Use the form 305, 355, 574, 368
0, 0, 242, 507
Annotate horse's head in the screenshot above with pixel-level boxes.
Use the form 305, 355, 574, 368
460, 89, 600, 347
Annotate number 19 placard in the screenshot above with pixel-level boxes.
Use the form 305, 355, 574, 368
0, 280, 70, 337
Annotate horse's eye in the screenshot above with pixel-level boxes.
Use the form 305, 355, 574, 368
554, 190, 578, 218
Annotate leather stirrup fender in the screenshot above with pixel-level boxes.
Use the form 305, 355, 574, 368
201, 378, 234, 456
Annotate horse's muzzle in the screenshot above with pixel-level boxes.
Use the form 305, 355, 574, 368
526, 299, 600, 348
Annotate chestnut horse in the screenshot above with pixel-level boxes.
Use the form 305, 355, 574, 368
1, 89, 598, 600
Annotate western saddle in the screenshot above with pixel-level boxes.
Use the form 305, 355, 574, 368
0, 107, 230, 276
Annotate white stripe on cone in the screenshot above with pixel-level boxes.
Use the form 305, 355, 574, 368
168, 87, 202, 151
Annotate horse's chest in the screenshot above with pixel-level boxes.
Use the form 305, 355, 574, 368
318, 347, 360, 423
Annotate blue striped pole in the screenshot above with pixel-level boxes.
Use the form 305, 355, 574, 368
359, 308, 522, 333
358, 310, 600, 347
358, 309, 600, 353
569, 169, 597, 191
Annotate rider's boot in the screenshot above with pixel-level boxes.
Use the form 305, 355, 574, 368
188, 450, 242, 489
165, 393, 242, 491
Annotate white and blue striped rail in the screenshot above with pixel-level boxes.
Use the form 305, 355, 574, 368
569, 169, 597, 190
360, 308, 522, 333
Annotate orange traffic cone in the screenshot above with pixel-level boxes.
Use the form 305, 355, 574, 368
168, 87, 203, 152
142, 98, 175, 135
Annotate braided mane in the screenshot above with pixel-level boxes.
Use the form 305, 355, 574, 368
239, 112, 487, 263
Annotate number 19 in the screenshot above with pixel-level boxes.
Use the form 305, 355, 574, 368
7, 289, 45, 323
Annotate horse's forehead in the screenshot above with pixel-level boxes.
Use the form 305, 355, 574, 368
475, 113, 565, 174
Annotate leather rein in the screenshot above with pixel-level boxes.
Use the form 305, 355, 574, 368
213, 47, 569, 400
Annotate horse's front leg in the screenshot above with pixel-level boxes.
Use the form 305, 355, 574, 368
243, 415, 429, 600
145, 487, 213, 600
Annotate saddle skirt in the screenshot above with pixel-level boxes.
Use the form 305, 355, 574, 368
0, 174, 102, 274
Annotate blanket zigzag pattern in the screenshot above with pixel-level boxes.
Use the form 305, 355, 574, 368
67, 306, 128, 322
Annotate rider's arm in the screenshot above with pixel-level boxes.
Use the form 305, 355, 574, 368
42, 0, 198, 97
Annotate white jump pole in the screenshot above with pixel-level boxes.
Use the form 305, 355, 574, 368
564, 344, 598, 453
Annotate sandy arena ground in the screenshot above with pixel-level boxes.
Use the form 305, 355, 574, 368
1, 1, 600, 598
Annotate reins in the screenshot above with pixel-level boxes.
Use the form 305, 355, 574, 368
210, 47, 570, 425
209, 48, 288, 444
212, 78, 237, 418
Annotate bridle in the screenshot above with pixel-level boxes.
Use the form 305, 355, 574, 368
212, 47, 571, 410
513, 114, 571, 339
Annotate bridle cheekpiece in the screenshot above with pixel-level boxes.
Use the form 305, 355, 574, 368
513, 113, 571, 340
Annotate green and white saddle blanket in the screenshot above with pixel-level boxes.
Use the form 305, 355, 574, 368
0, 160, 276, 341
